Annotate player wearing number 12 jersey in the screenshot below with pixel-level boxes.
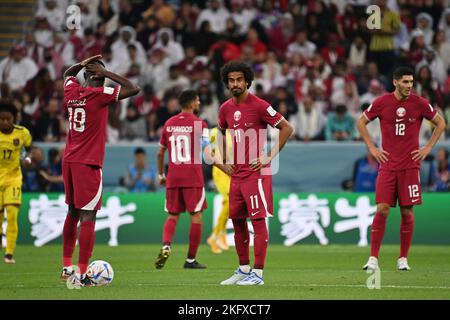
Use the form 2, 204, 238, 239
155, 90, 232, 270
61, 55, 140, 288
357, 67, 445, 272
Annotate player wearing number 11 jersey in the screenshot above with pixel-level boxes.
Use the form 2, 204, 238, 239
61, 55, 140, 288
357, 67, 445, 272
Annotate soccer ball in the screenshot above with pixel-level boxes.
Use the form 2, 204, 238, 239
86, 260, 114, 286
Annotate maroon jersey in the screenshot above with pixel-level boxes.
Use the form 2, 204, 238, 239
63, 76, 120, 167
218, 93, 284, 181
159, 112, 208, 188
364, 93, 437, 171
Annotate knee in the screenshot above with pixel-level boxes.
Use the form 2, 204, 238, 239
377, 204, 390, 217
400, 206, 413, 217
190, 212, 202, 223
80, 210, 96, 222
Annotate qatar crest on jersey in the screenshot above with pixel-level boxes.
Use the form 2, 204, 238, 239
396, 107, 406, 117
234, 111, 241, 121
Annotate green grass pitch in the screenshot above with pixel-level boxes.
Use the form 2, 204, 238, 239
1, 244, 449, 300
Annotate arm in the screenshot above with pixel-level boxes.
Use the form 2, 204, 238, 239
356, 115, 389, 163
250, 118, 294, 171
411, 113, 446, 161
157, 146, 166, 185
63, 54, 102, 79
85, 63, 141, 100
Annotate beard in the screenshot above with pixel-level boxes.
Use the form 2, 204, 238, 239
231, 87, 244, 97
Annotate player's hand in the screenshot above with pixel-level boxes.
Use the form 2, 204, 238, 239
80, 55, 102, 67
222, 164, 236, 176
369, 146, 389, 163
85, 62, 106, 80
411, 146, 431, 162
158, 173, 166, 186
23, 156, 32, 168
250, 155, 271, 171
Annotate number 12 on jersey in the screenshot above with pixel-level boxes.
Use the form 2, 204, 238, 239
395, 123, 405, 136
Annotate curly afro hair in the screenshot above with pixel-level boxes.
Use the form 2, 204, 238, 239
220, 60, 254, 89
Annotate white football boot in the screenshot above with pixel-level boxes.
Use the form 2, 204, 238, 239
397, 257, 411, 271
362, 256, 379, 272
220, 268, 251, 285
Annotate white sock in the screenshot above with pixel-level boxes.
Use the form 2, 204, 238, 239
239, 265, 251, 274
186, 258, 195, 263
253, 269, 263, 277
163, 245, 171, 251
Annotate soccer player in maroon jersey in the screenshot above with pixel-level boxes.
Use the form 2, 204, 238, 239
357, 66, 445, 272
60, 55, 140, 287
217, 61, 293, 285
155, 90, 233, 270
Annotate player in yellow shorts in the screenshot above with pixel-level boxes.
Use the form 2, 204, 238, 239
0, 100, 32, 264
207, 127, 232, 253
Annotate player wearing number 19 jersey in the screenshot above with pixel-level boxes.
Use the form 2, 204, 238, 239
61, 55, 140, 288
357, 67, 445, 272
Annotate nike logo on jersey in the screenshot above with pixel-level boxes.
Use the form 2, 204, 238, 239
396, 118, 404, 122
250, 211, 260, 216
233, 124, 239, 128
411, 198, 420, 202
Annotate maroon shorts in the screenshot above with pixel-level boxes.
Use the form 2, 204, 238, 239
63, 161, 103, 211
165, 187, 207, 214
229, 176, 273, 220
376, 168, 422, 207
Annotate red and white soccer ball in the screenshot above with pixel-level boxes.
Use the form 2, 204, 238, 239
86, 260, 114, 286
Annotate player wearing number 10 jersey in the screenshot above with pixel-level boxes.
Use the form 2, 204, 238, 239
154, 90, 232, 270
61, 55, 140, 288
357, 67, 445, 272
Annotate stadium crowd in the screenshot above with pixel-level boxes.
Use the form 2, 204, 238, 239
0, 0, 449, 145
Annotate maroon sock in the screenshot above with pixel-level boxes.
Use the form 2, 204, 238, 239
232, 219, 250, 266
78, 221, 96, 275
251, 218, 268, 269
400, 213, 414, 258
162, 218, 178, 246
370, 213, 387, 258
62, 214, 80, 267
187, 223, 202, 259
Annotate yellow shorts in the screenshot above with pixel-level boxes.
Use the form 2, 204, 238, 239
0, 184, 22, 209
212, 167, 230, 197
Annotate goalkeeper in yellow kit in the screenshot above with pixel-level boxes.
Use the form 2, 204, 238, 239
207, 127, 232, 254
0, 100, 32, 264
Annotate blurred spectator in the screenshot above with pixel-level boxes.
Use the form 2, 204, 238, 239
287, 29, 317, 60
122, 147, 156, 192
111, 26, 147, 71
348, 34, 367, 69
39, 146, 64, 192
271, 86, 298, 118
35, 0, 64, 31
0, 45, 38, 93
193, 21, 217, 56
261, 51, 281, 90
107, 102, 121, 143
240, 27, 267, 63
428, 147, 450, 192
133, 84, 161, 117
320, 33, 345, 66
438, 8, 450, 42
79, 27, 103, 61
178, 46, 207, 83
433, 30, 450, 72
142, 0, 176, 28
343, 149, 379, 192
22, 33, 41, 63
416, 46, 446, 85
325, 104, 356, 141
12, 93, 35, 136
416, 12, 434, 46
415, 65, 444, 107
158, 65, 190, 99
197, 80, 219, 127
195, 0, 230, 34
208, 34, 241, 64
33, 17, 54, 48
360, 79, 385, 105
290, 94, 326, 141
147, 95, 180, 141
118, 0, 142, 28
53, 31, 75, 67
368, 0, 400, 76
230, 0, 256, 35
141, 48, 171, 98
407, 28, 426, 66
336, 4, 358, 41
267, 13, 295, 60
331, 76, 360, 116
120, 104, 147, 142
22, 146, 47, 192
97, 0, 115, 25
35, 98, 64, 142
354, 102, 381, 145
153, 28, 185, 66
136, 16, 160, 52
